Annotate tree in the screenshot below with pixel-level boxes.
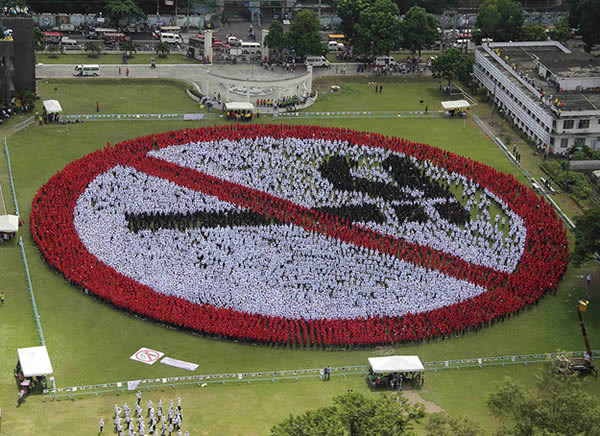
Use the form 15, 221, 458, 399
476, 0, 524, 42
264, 21, 286, 60
104, 0, 144, 30
426, 413, 483, 436
400, 6, 439, 57
573, 207, 600, 265
120, 40, 137, 55
548, 18, 571, 43
33, 26, 45, 51
521, 23, 547, 41
270, 392, 425, 436
271, 407, 344, 436
46, 43, 60, 58
353, 0, 402, 55
431, 48, 473, 86
335, 0, 373, 44
487, 365, 600, 435
155, 41, 170, 58
568, 0, 600, 51
84, 41, 102, 58
285, 10, 323, 58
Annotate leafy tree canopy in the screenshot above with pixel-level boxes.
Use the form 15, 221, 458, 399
567, 0, 600, 51
548, 17, 571, 43
286, 10, 323, 58
487, 365, 600, 435
353, 0, 402, 55
264, 20, 286, 52
476, 0, 523, 42
335, 0, 373, 44
104, 0, 144, 29
521, 23, 547, 41
573, 206, 600, 266
395, 0, 448, 15
400, 6, 439, 56
271, 392, 425, 436
430, 48, 474, 85
425, 412, 483, 436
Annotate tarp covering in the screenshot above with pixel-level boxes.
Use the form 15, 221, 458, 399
368, 355, 424, 373
441, 100, 470, 111
0, 214, 18, 232
43, 100, 63, 114
224, 102, 255, 112
17, 346, 54, 377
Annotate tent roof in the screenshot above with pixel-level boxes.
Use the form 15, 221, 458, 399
43, 100, 63, 113
0, 214, 18, 232
17, 346, 53, 377
225, 102, 255, 111
441, 100, 471, 110
368, 355, 424, 373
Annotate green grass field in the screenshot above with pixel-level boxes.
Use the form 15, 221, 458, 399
1, 77, 599, 435
37, 53, 200, 65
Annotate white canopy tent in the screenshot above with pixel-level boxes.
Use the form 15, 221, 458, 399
441, 100, 470, 111
0, 214, 18, 232
43, 99, 63, 114
368, 355, 424, 374
224, 102, 255, 112
17, 346, 54, 377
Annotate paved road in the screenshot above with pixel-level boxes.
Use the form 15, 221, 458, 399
36, 62, 370, 83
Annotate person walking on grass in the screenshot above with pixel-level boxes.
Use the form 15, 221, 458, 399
1, 291, 5, 305
99, 417, 104, 433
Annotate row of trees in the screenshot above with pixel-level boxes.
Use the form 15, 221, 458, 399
270, 365, 600, 435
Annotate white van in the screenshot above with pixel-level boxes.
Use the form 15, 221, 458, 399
328, 41, 344, 51
375, 56, 396, 66
227, 36, 242, 46
73, 64, 100, 76
160, 33, 183, 44
305, 55, 330, 68
59, 23, 75, 32
61, 38, 80, 50
240, 41, 261, 54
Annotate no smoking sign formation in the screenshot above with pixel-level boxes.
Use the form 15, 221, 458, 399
31, 125, 568, 345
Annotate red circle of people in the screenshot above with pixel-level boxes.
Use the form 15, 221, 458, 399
30, 124, 569, 346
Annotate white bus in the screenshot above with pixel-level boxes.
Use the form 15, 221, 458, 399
73, 64, 100, 76
240, 41, 261, 55
158, 25, 181, 33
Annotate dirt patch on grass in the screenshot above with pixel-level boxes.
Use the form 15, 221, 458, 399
403, 390, 444, 413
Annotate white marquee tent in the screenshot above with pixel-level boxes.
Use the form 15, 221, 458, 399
441, 100, 471, 112
368, 355, 424, 374
17, 346, 54, 377
0, 214, 19, 232
224, 102, 255, 112
43, 99, 63, 114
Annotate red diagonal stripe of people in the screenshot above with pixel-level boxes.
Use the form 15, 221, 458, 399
130, 154, 509, 289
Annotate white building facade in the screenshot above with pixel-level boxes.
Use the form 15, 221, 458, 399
474, 41, 600, 154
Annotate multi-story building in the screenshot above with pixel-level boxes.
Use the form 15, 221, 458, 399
474, 41, 600, 154
0, 16, 35, 102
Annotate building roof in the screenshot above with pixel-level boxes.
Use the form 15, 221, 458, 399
368, 355, 425, 373
487, 44, 600, 113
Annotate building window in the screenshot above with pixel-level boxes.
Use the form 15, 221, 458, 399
561, 138, 569, 148
578, 119, 590, 129
574, 137, 586, 147
563, 120, 574, 129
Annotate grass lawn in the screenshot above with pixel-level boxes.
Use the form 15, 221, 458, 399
37, 53, 200, 65
36, 79, 202, 114
1, 77, 599, 435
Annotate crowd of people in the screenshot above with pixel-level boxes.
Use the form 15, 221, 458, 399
31, 124, 568, 346
104, 393, 189, 436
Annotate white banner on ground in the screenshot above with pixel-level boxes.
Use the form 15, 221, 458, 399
130, 347, 164, 365
160, 357, 199, 371
128, 380, 141, 391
